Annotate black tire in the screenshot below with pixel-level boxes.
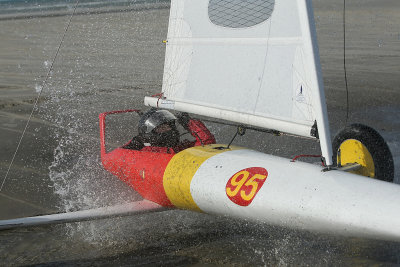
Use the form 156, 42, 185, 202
332, 124, 394, 182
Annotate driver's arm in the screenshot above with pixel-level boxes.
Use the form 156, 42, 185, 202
178, 113, 216, 146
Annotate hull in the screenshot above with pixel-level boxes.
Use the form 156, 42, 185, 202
103, 144, 400, 241
171, 146, 400, 241
99, 112, 400, 241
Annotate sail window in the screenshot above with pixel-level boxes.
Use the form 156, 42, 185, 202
208, 0, 275, 28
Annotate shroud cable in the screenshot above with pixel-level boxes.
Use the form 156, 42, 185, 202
0, 1, 80, 192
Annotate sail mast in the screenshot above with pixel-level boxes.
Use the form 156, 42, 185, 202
298, 0, 333, 165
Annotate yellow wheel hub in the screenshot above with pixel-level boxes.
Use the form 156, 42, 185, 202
337, 139, 375, 178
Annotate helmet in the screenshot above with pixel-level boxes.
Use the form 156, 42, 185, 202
138, 109, 180, 147
138, 109, 177, 135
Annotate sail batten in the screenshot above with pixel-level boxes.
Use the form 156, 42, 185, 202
146, 0, 333, 165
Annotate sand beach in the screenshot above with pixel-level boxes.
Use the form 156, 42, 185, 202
0, 0, 399, 265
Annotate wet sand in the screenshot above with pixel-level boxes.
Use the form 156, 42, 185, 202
0, 0, 400, 265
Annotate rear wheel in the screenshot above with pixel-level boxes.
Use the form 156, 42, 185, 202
332, 124, 394, 182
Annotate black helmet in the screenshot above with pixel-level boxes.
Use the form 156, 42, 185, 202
138, 109, 177, 135
138, 109, 180, 147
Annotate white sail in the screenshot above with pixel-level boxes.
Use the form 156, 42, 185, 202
145, 0, 333, 165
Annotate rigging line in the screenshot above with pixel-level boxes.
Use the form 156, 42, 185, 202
343, 0, 350, 125
253, 14, 273, 113
0, 0, 80, 192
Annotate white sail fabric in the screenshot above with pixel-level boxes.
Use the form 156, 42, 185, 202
145, 0, 333, 165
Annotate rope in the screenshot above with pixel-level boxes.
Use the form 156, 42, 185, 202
0, 0, 80, 192
151, 92, 164, 108
151, 92, 164, 98
343, 0, 350, 125
291, 154, 326, 167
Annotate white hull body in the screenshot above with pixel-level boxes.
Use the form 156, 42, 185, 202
165, 147, 400, 241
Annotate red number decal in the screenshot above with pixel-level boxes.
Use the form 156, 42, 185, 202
226, 167, 268, 206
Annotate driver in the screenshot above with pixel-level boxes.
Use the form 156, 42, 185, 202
123, 108, 215, 153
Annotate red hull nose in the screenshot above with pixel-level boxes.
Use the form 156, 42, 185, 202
99, 110, 174, 207
102, 148, 174, 207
